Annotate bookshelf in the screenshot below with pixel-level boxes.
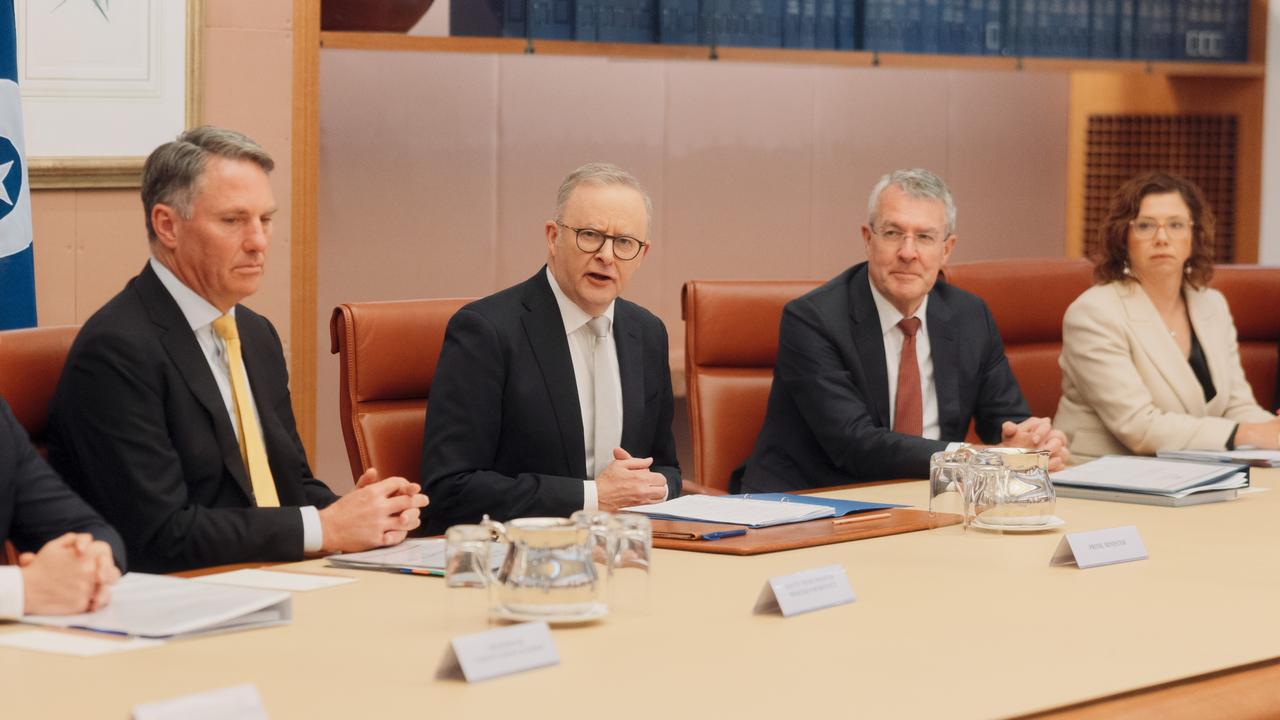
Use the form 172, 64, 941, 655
318, 32, 1266, 78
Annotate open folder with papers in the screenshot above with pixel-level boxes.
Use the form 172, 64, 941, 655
623, 494, 897, 528
23, 573, 291, 639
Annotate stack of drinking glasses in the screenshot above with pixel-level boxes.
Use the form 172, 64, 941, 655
930, 448, 1060, 533
442, 512, 653, 625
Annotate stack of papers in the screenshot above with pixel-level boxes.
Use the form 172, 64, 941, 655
733, 493, 901, 516
1157, 449, 1280, 468
1052, 456, 1249, 507
625, 494, 849, 528
24, 573, 291, 639
329, 538, 506, 576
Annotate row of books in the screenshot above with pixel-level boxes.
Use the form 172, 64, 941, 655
450, 0, 1250, 61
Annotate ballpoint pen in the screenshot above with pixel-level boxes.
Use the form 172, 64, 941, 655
701, 529, 748, 540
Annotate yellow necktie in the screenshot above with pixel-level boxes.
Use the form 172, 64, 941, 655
211, 314, 280, 508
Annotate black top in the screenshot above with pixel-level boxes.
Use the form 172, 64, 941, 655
1187, 330, 1217, 403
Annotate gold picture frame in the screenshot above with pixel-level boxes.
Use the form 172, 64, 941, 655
25, 0, 203, 189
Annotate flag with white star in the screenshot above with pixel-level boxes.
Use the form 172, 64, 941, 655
0, 0, 33, 329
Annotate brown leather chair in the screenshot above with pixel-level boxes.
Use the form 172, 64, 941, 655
0, 325, 79, 457
944, 258, 1094, 420
0, 325, 80, 563
1211, 265, 1280, 409
681, 280, 821, 493
329, 299, 472, 486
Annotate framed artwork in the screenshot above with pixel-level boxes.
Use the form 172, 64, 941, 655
16, 0, 202, 188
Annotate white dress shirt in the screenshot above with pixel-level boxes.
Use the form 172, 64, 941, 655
547, 268, 655, 510
868, 282, 948, 442
150, 259, 322, 552
0, 565, 22, 618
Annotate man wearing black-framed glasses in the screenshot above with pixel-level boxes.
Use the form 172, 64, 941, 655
421, 163, 680, 533
737, 168, 1068, 492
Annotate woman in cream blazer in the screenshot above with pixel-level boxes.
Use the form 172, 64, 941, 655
1056, 172, 1279, 461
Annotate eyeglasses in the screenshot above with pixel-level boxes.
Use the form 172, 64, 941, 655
556, 221, 648, 261
871, 224, 945, 249
1129, 218, 1193, 241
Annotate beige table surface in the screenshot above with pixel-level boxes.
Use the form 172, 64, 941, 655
3, 470, 1279, 719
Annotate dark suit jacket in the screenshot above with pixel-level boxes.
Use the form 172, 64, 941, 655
421, 268, 680, 534
737, 262, 1030, 492
47, 263, 337, 573
0, 397, 126, 569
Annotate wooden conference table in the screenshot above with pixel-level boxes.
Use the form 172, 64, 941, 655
4, 472, 1280, 719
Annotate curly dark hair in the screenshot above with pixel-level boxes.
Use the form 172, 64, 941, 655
1092, 171, 1215, 288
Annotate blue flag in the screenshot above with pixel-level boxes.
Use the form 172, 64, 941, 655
0, 0, 33, 330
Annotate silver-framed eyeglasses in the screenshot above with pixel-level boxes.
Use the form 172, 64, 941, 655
1129, 217, 1193, 241
556, 221, 648, 261
871, 224, 945, 248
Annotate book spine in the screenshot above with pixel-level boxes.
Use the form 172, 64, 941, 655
983, 0, 1003, 53
576, 0, 599, 39
530, 0, 575, 39
658, 0, 699, 43
837, 0, 858, 48
817, 0, 838, 47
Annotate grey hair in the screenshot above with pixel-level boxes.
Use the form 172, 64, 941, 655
142, 126, 275, 243
867, 168, 957, 235
553, 162, 654, 237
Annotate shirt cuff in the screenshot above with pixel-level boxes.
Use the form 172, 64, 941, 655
583, 481, 599, 512
0, 565, 24, 619
945, 442, 968, 452
300, 506, 323, 553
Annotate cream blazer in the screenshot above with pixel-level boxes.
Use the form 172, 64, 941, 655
1055, 281, 1273, 462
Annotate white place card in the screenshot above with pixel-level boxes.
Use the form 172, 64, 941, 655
754, 564, 856, 617
133, 683, 268, 720
1050, 525, 1149, 569
436, 621, 559, 683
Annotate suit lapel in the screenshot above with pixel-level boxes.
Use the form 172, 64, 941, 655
614, 303, 644, 453
520, 271, 588, 478
926, 288, 961, 435
1118, 283, 1204, 413
849, 266, 891, 427
137, 264, 255, 502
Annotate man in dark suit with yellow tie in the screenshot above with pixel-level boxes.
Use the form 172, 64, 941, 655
738, 168, 1070, 492
47, 126, 427, 573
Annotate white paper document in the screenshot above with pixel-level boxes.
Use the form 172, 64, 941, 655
1157, 448, 1280, 467
0, 629, 162, 656
23, 573, 291, 639
623, 494, 835, 528
1051, 456, 1245, 494
133, 684, 269, 720
329, 539, 506, 575
193, 569, 355, 593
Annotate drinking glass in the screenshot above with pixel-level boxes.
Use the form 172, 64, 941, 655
571, 509, 615, 602
444, 524, 494, 629
608, 513, 652, 616
928, 449, 969, 529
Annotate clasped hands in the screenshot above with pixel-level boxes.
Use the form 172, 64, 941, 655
596, 447, 667, 511
20, 532, 120, 615
318, 467, 429, 552
995, 416, 1070, 471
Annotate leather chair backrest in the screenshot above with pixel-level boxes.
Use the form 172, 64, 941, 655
943, 258, 1095, 419
1210, 265, 1280, 409
682, 280, 821, 492
0, 325, 79, 456
330, 299, 473, 485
